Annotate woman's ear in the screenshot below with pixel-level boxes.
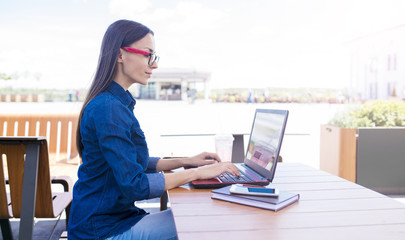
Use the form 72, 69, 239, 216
117, 48, 124, 63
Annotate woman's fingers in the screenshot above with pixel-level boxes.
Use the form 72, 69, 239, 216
203, 152, 221, 162
204, 159, 217, 165
228, 163, 240, 177
220, 162, 240, 177
195, 162, 239, 179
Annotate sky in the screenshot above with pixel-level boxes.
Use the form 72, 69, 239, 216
2, 0, 405, 90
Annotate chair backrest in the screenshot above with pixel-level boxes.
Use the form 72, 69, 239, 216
0, 138, 56, 218
0, 149, 12, 218
0, 114, 79, 160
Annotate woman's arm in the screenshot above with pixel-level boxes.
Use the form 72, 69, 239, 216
163, 161, 240, 190
156, 152, 221, 171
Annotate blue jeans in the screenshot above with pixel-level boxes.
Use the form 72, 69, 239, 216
107, 210, 178, 240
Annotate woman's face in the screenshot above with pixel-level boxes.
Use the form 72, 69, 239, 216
117, 33, 158, 87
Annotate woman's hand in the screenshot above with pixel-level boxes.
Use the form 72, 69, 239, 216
163, 156, 240, 190
194, 161, 240, 180
182, 152, 221, 168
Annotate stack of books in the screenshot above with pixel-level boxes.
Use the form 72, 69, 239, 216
211, 185, 299, 211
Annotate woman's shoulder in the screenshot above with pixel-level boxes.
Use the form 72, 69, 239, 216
87, 92, 122, 110
84, 92, 132, 119
82, 93, 134, 129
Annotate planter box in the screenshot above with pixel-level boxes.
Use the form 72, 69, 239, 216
356, 127, 405, 194
320, 125, 405, 194
320, 125, 357, 182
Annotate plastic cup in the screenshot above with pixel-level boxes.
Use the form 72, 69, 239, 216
215, 134, 234, 162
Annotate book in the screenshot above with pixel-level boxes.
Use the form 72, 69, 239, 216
211, 185, 299, 211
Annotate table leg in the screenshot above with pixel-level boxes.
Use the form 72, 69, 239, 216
19, 142, 40, 240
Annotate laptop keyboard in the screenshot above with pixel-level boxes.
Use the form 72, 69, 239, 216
218, 171, 253, 183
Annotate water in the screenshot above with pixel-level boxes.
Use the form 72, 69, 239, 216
0, 100, 349, 169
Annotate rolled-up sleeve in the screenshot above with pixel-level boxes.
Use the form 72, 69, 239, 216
146, 157, 160, 173
146, 157, 165, 198
146, 173, 165, 198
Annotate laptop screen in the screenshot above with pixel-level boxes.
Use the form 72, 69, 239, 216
244, 109, 289, 180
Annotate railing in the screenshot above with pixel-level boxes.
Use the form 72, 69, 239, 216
0, 94, 46, 102
0, 113, 79, 162
160, 132, 311, 163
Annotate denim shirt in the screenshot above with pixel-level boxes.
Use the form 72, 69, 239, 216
68, 81, 165, 240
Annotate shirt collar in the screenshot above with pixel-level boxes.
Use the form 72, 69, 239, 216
106, 81, 136, 110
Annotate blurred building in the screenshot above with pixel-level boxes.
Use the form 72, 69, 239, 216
346, 24, 405, 100
130, 68, 211, 101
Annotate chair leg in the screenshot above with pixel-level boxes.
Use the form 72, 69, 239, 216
0, 219, 13, 240
160, 191, 168, 211
65, 202, 71, 229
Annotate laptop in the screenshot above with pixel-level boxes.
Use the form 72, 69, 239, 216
190, 109, 289, 189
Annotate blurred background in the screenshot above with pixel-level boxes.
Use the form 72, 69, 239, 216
1, 0, 405, 168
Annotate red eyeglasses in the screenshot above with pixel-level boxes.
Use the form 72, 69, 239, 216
121, 47, 160, 66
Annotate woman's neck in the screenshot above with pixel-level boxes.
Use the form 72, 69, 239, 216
113, 78, 131, 91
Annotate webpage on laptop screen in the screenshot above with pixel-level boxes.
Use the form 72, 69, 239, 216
246, 112, 284, 170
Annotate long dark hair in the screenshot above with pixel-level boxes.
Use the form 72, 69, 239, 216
76, 20, 153, 157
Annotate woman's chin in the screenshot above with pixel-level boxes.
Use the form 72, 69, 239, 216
136, 79, 149, 86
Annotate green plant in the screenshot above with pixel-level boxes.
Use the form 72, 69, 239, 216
329, 100, 405, 128
0, 73, 12, 80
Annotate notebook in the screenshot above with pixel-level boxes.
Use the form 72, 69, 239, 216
211, 185, 299, 211
190, 109, 289, 189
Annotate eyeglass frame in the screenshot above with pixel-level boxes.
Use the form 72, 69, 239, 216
121, 47, 160, 66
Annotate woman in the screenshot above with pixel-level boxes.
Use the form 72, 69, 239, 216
68, 19, 240, 240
